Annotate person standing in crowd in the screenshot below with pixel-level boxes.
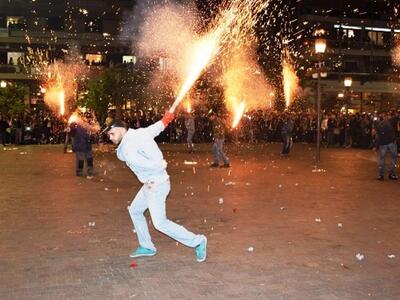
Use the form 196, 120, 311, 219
185, 111, 195, 153
375, 113, 398, 181
0, 114, 9, 146
210, 113, 230, 168
106, 112, 207, 262
70, 117, 94, 179
281, 113, 294, 155
15, 115, 23, 145
43, 115, 52, 144
63, 121, 73, 153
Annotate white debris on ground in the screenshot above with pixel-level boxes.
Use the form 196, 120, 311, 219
337, 223, 343, 228
315, 218, 321, 223
183, 160, 197, 165
312, 168, 326, 173
247, 246, 254, 252
218, 197, 224, 204
356, 253, 365, 261
387, 254, 396, 259
225, 181, 236, 186
88, 222, 96, 227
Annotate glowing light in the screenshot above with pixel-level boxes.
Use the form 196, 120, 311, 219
42, 60, 86, 117
282, 50, 299, 108
68, 112, 79, 124
0, 81, 6, 88
170, 34, 219, 112
315, 39, 327, 54
59, 90, 65, 116
344, 77, 353, 87
184, 100, 192, 113
232, 101, 246, 128
168, 0, 272, 113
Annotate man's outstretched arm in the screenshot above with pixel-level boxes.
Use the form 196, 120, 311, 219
145, 111, 175, 138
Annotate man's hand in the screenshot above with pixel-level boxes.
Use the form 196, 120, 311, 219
162, 111, 175, 127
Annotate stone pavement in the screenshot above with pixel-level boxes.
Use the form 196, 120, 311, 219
0, 143, 399, 299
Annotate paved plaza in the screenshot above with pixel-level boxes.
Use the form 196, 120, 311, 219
1, 143, 399, 299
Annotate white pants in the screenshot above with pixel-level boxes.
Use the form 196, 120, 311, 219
128, 179, 203, 251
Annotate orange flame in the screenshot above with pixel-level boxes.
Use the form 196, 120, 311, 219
68, 112, 79, 124
184, 100, 192, 113
232, 101, 246, 128
59, 90, 65, 116
168, 0, 272, 113
42, 60, 86, 117
170, 34, 220, 112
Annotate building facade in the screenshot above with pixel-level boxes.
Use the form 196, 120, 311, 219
0, 0, 136, 106
296, 0, 400, 112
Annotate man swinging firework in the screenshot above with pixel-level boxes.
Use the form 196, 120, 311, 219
106, 111, 207, 262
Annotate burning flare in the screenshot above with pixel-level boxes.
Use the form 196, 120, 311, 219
170, 34, 220, 112
282, 50, 299, 108
232, 101, 246, 128
168, 0, 272, 113
68, 112, 79, 124
184, 100, 192, 113
59, 90, 65, 116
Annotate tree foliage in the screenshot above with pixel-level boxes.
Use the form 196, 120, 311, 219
77, 71, 113, 122
0, 83, 27, 115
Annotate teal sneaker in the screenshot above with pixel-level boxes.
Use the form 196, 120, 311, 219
195, 236, 207, 263
129, 246, 157, 258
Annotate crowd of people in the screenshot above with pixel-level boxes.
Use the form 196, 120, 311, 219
1, 109, 399, 151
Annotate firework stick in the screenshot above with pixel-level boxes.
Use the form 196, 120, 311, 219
168, 100, 180, 114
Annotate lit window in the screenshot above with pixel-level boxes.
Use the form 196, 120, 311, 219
123, 55, 136, 64
85, 54, 104, 64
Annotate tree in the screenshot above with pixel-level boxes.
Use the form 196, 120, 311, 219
0, 83, 27, 115
77, 72, 113, 122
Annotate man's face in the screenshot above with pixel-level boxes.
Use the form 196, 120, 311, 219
107, 127, 125, 145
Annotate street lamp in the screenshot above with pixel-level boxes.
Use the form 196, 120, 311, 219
315, 38, 326, 164
0, 80, 7, 88
344, 77, 352, 88
344, 77, 352, 114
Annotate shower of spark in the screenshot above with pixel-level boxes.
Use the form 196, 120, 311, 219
170, 33, 219, 112
44, 70, 67, 116
68, 112, 79, 124
282, 49, 299, 108
59, 90, 65, 116
39, 56, 86, 117
183, 99, 192, 113
169, 0, 272, 112
68, 111, 101, 134
222, 45, 273, 121
232, 101, 246, 128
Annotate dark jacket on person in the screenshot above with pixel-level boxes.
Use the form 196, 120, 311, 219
212, 117, 226, 139
71, 123, 92, 152
0, 119, 9, 132
281, 118, 293, 134
376, 119, 396, 146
